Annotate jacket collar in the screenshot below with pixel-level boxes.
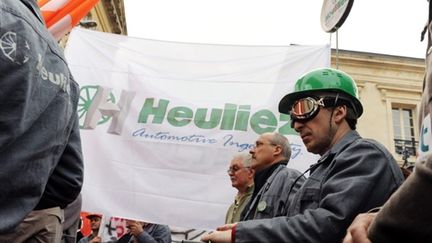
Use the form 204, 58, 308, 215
310, 130, 360, 173
253, 159, 288, 197
321, 130, 360, 161
20, 0, 45, 25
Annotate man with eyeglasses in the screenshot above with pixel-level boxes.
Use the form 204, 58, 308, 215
202, 68, 404, 243
239, 132, 304, 221
225, 153, 255, 224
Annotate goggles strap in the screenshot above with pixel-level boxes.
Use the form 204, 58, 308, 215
333, 93, 339, 107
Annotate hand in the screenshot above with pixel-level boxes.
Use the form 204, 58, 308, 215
343, 213, 377, 243
216, 223, 236, 231
89, 236, 102, 243
201, 230, 232, 243
127, 221, 144, 237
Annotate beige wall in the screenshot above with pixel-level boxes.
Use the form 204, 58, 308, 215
332, 50, 425, 164
58, 0, 126, 47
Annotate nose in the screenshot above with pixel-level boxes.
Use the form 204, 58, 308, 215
249, 147, 255, 154
292, 120, 304, 132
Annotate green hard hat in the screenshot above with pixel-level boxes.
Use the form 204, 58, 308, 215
279, 68, 363, 117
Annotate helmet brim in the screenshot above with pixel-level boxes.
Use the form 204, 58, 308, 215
278, 91, 307, 115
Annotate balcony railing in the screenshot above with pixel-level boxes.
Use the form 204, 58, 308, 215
394, 138, 418, 158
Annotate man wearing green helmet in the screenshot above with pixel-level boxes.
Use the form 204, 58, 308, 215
278, 68, 364, 155
202, 68, 404, 243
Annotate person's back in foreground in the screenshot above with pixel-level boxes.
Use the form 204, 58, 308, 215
0, 0, 83, 240
202, 68, 404, 243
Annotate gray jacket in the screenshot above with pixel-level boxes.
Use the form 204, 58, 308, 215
236, 130, 404, 243
0, 0, 83, 233
241, 163, 305, 220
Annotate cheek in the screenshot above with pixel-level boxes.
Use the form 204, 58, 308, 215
253, 149, 262, 157
309, 119, 326, 136
258, 147, 271, 154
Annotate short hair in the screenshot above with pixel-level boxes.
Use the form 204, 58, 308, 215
324, 105, 358, 130
318, 92, 359, 130
345, 115, 358, 130
268, 132, 291, 159
232, 152, 252, 167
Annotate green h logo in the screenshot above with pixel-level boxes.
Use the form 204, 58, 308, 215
78, 85, 135, 135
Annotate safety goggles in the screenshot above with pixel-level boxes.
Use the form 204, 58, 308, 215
290, 97, 326, 121
289, 94, 356, 127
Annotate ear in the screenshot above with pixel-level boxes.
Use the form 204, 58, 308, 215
333, 105, 348, 123
273, 144, 283, 157
248, 168, 256, 178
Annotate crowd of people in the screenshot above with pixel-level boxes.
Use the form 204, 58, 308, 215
1, 0, 431, 242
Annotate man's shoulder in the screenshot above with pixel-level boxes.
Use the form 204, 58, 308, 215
337, 131, 392, 156
333, 134, 402, 178
270, 166, 303, 185
280, 166, 303, 177
350, 136, 392, 155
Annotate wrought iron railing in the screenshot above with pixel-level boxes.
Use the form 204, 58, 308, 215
394, 138, 418, 158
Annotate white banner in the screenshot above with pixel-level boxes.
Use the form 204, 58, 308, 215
65, 28, 329, 230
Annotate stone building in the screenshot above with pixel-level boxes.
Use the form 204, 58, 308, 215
84, 0, 127, 35
58, 0, 127, 47
333, 50, 425, 166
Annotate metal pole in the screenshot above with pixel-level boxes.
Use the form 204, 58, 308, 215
336, 29, 339, 69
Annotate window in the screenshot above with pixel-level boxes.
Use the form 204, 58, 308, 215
392, 107, 417, 157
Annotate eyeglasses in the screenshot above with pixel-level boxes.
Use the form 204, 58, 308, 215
254, 141, 277, 148
227, 166, 250, 174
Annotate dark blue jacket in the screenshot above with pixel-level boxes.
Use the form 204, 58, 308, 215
0, 0, 83, 233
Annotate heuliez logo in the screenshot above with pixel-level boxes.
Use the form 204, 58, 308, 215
78, 85, 303, 155
78, 85, 297, 136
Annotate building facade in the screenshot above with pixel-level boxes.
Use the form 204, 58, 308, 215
86, 0, 127, 35
58, 0, 126, 48
332, 49, 425, 166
